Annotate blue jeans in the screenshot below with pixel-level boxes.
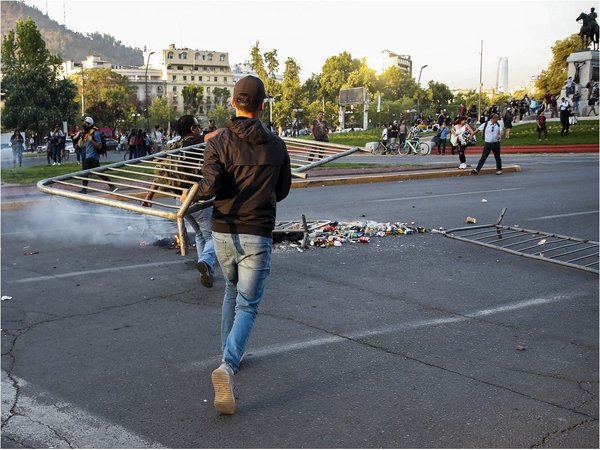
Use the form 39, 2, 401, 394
185, 206, 215, 270
212, 232, 272, 374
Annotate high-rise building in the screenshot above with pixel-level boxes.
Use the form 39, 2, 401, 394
381, 50, 412, 77
496, 57, 508, 93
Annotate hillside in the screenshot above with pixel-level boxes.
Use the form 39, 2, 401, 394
1, 1, 143, 66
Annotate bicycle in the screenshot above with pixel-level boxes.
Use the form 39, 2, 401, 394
372, 140, 399, 155
398, 127, 430, 156
399, 138, 430, 156
60, 148, 70, 161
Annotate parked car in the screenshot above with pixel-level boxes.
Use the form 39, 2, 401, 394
104, 138, 119, 152
64, 138, 75, 153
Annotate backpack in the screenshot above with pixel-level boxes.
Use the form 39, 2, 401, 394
97, 132, 107, 156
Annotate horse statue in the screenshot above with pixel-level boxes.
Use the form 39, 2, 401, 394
577, 10, 599, 51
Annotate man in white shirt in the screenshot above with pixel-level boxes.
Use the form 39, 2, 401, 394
470, 113, 504, 175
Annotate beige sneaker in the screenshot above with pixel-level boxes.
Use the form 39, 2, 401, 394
211, 363, 235, 415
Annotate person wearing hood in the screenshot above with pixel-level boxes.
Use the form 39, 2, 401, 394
195, 75, 291, 415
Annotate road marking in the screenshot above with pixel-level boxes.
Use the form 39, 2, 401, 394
1, 372, 163, 448
524, 210, 599, 221
372, 188, 521, 202
190, 292, 574, 370
9, 260, 184, 283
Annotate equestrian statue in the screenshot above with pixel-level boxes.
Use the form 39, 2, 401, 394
576, 7, 599, 51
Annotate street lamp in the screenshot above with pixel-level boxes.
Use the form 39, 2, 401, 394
144, 51, 155, 131
417, 64, 428, 115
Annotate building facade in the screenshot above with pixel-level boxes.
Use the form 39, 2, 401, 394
381, 50, 413, 77
61, 44, 235, 122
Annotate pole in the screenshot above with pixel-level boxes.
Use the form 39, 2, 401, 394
144, 51, 155, 131
479, 40, 483, 123
417, 64, 428, 116
80, 66, 85, 116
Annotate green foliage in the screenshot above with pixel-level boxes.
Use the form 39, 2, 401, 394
182, 84, 204, 114
212, 87, 231, 108
71, 68, 134, 129
275, 57, 304, 128
536, 34, 581, 97
207, 106, 233, 127
318, 52, 362, 102
148, 96, 172, 130
377, 66, 417, 99
426, 81, 454, 110
1, 17, 77, 138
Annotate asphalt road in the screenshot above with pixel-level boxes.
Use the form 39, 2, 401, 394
1, 153, 598, 448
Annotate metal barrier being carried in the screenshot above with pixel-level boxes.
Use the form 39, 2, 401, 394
36, 138, 364, 255
443, 208, 599, 274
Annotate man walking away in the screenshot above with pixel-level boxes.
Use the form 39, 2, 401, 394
79, 116, 118, 194
309, 110, 330, 161
470, 113, 503, 175
195, 75, 292, 415
536, 111, 548, 141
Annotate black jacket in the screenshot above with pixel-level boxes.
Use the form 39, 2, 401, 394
196, 117, 292, 237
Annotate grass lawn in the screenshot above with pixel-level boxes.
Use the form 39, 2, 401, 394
325, 120, 599, 148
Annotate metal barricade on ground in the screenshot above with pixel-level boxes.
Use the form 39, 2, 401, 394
37, 139, 364, 255
443, 208, 599, 274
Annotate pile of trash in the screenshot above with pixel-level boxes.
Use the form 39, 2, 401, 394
308, 221, 427, 248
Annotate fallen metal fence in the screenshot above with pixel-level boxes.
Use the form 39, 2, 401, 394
443, 208, 599, 274
37, 139, 364, 255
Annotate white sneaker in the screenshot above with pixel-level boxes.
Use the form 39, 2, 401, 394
51, 162, 56, 166
459, 163, 467, 169
211, 363, 235, 415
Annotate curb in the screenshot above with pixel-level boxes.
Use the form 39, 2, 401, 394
292, 165, 522, 188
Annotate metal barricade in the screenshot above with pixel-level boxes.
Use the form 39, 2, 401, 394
443, 208, 599, 274
37, 138, 363, 255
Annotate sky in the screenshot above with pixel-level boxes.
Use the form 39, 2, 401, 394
22, 0, 593, 92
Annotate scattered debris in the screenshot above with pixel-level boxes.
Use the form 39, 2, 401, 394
304, 221, 427, 248
23, 251, 39, 255
1, 296, 12, 302
481, 199, 488, 203
466, 216, 477, 224
537, 239, 547, 245
515, 345, 527, 351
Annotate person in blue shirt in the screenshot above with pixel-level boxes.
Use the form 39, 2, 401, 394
79, 116, 117, 194
436, 122, 450, 155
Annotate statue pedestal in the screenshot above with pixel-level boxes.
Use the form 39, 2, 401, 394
564, 50, 599, 116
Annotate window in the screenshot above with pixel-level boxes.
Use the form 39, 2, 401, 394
157, 86, 163, 93
206, 87, 211, 94
173, 86, 177, 92
177, 65, 183, 70
195, 53, 201, 61
202, 54, 206, 61
180, 52, 187, 60
183, 76, 187, 81
172, 75, 176, 81
191, 76, 194, 81
214, 76, 218, 82
167, 52, 173, 59
199, 76, 203, 81
220, 54, 226, 62
207, 53, 213, 61
224, 77, 227, 82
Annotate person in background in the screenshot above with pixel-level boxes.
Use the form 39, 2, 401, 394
78, 116, 118, 194
143, 115, 216, 289
398, 118, 407, 148
381, 123, 389, 145
559, 100, 572, 136
195, 75, 291, 415
72, 125, 84, 164
10, 129, 24, 168
451, 116, 475, 169
436, 122, 450, 155
536, 110, 548, 141
49, 123, 64, 166
309, 110, 330, 161
502, 107, 513, 139
471, 113, 504, 175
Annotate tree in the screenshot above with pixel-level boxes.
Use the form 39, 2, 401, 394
536, 34, 581, 96
426, 81, 454, 112
318, 52, 362, 102
1, 17, 77, 139
182, 84, 203, 114
275, 57, 304, 130
213, 87, 231, 108
71, 68, 134, 130
250, 42, 282, 125
207, 105, 232, 127
377, 66, 417, 100
148, 96, 172, 130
